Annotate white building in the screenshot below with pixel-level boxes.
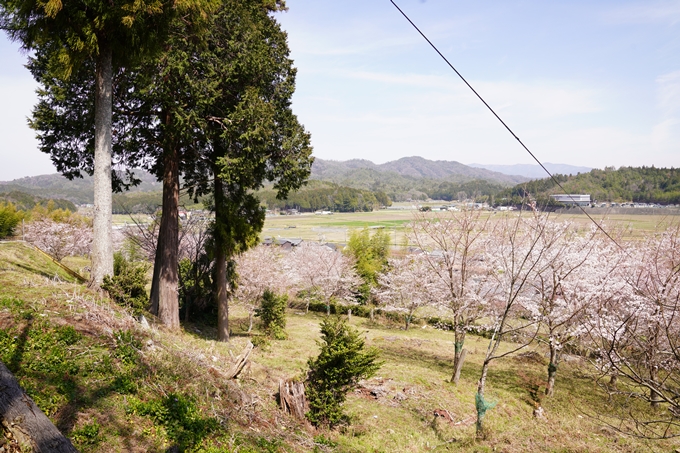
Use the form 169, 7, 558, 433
550, 194, 591, 206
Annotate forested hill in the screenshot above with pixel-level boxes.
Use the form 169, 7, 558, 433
0, 170, 162, 205
309, 157, 526, 202
501, 166, 680, 204
312, 157, 528, 185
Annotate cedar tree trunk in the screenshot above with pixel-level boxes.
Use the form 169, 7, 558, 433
91, 44, 114, 285
214, 175, 229, 341
149, 144, 180, 328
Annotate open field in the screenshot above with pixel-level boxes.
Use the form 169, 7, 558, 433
262, 207, 680, 245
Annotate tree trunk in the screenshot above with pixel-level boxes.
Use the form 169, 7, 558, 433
476, 361, 490, 437
247, 310, 253, 333
0, 361, 78, 453
608, 372, 618, 389
91, 44, 114, 286
452, 349, 467, 384
451, 329, 467, 384
650, 365, 662, 408
545, 342, 558, 396
214, 176, 229, 342
149, 145, 180, 329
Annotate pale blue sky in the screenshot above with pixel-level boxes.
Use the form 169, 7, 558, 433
1, 0, 678, 180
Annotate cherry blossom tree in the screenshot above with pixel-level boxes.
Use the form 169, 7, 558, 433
407, 210, 491, 383
588, 223, 680, 438
25, 218, 92, 262
475, 212, 557, 436
375, 254, 434, 330
285, 242, 361, 314
527, 223, 617, 396
233, 245, 285, 332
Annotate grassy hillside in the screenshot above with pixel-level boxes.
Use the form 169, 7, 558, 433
0, 242, 675, 452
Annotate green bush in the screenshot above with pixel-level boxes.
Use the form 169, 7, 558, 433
102, 252, 150, 315
306, 317, 381, 427
0, 201, 22, 239
255, 290, 288, 340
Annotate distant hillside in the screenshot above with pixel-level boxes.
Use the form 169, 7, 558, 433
310, 157, 527, 202
0, 190, 77, 212
312, 157, 527, 185
0, 169, 162, 205
500, 166, 680, 205
469, 162, 593, 179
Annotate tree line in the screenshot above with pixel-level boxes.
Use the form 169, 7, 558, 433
499, 166, 680, 205
258, 181, 391, 212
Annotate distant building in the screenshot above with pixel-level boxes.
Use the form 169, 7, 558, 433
551, 194, 591, 206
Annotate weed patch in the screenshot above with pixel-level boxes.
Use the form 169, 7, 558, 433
127, 393, 219, 451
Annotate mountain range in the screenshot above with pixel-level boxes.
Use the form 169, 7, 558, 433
0, 157, 591, 206
311, 156, 529, 185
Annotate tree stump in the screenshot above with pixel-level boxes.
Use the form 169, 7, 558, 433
279, 379, 308, 420
0, 361, 78, 452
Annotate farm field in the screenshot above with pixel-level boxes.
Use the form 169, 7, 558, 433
262, 206, 680, 245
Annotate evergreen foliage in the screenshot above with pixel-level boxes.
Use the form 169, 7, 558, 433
255, 289, 288, 340
0, 201, 22, 239
306, 317, 381, 427
178, 256, 213, 320
102, 252, 150, 315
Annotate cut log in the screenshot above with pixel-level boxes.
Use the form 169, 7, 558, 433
224, 342, 253, 379
0, 361, 78, 452
279, 379, 308, 420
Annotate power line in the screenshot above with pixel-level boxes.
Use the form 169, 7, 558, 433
388, 0, 626, 252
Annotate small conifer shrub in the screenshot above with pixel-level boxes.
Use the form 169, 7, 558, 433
255, 290, 288, 340
306, 317, 381, 427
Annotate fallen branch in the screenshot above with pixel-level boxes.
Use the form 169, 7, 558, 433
224, 342, 253, 379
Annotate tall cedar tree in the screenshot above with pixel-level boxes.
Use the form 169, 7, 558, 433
0, 0, 200, 284
170, 1, 312, 339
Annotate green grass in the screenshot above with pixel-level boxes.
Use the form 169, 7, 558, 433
0, 240, 677, 452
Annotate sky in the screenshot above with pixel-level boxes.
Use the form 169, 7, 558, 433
0, 0, 678, 181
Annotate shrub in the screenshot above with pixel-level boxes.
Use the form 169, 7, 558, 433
102, 252, 150, 315
255, 290, 288, 340
306, 317, 381, 427
0, 201, 22, 239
